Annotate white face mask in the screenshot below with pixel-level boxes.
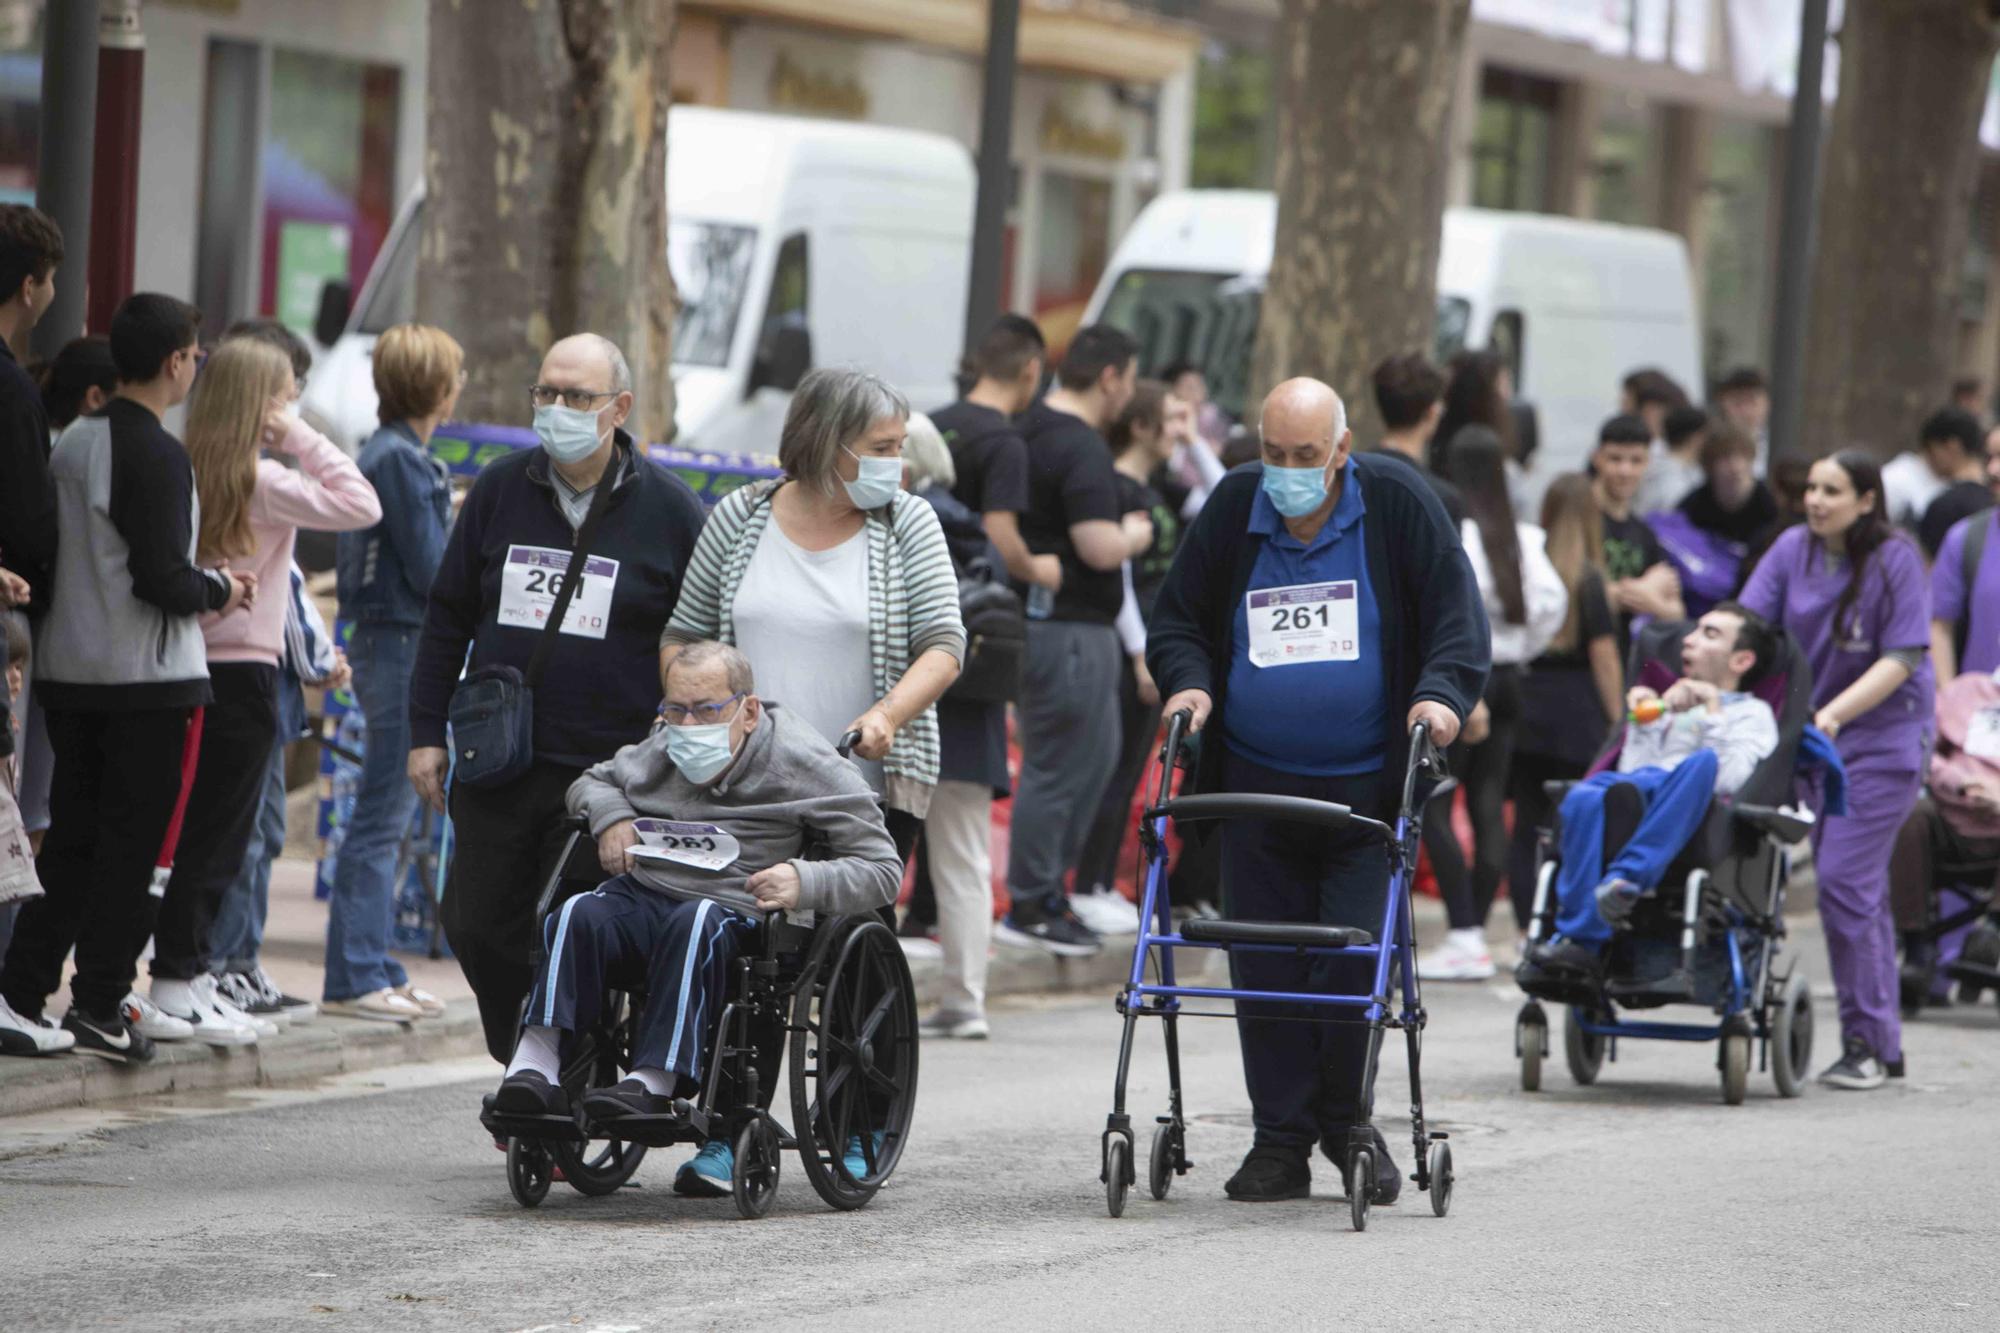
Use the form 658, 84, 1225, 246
535, 402, 610, 464
842, 447, 903, 510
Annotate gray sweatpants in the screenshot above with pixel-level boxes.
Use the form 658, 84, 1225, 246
1007, 620, 1122, 919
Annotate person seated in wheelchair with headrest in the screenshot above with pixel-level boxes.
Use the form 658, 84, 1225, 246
1525, 603, 1780, 978
491, 640, 901, 1152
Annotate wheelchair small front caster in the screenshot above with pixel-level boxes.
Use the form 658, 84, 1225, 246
1347, 1146, 1373, 1232
507, 1137, 552, 1208
1104, 1136, 1131, 1218
731, 1121, 781, 1220
1427, 1141, 1453, 1218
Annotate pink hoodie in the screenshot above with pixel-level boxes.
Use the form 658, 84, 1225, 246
201, 418, 382, 665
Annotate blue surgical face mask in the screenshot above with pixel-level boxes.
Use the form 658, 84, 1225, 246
534, 403, 610, 464
842, 448, 903, 510
666, 721, 736, 785
1261, 459, 1333, 518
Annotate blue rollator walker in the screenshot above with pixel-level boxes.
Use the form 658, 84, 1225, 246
1101, 713, 1454, 1230
1513, 621, 1821, 1104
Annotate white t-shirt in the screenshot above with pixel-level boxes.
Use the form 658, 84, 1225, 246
732, 521, 883, 792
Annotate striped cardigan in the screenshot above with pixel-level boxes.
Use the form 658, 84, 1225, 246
661, 479, 966, 818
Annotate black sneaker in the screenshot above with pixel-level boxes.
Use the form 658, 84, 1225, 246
493, 1069, 569, 1116
1223, 1146, 1310, 1202
62, 1008, 157, 1065
1818, 1035, 1886, 1090
994, 910, 1102, 958
1321, 1126, 1402, 1205
582, 1078, 677, 1121
1531, 936, 1605, 977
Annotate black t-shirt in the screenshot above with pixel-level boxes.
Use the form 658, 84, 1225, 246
1115, 470, 1180, 623
930, 400, 1028, 518
1919, 480, 1996, 559
1601, 508, 1665, 645
1018, 400, 1121, 623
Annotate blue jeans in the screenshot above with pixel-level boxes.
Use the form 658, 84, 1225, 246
1552, 749, 1719, 946
323, 625, 418, 1002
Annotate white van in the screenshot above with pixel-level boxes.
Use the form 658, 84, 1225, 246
301, 107, 975, 458
1085, 191, 1703, 496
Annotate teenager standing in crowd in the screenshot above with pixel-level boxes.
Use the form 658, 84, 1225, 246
1634, 404, 1710, 518
1592, 414, 1685, 644
148, 337, 379, 1045
1369, 352, 1464, 526
329, 324, 463, 1022
1915, 409, 1994, 558
1741, 451, 1934, 1090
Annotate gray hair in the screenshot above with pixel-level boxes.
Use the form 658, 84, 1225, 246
900, 411, 955, 493
779, 367, 910, 498
667, 640, 754, 695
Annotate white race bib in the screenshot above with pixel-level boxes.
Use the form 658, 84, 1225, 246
1966, 706, 2000, 763
630, 819, 740, 873
497, 545, 619, 640
1246, 581, 1360, 667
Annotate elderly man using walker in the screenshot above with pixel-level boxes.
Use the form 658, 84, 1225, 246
1145, 377, 1489, 1203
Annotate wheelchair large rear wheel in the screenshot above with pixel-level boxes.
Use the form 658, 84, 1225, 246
790, 919, 919, 1211
1563, 1007, 1605, 1086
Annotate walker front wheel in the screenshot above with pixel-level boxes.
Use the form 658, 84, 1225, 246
1105, 1137, 1131, 1218
1148, 1125, 1175, 1201
1427, 1141, 1454, 1218
1347, 1147, 1373, 1232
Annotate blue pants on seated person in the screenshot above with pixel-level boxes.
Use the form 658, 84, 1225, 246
525, 874, 756, 1085
1554, 749, 1719, 945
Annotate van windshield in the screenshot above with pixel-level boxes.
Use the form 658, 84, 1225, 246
355, 202, 755, 370
1100, 268, 1477, 423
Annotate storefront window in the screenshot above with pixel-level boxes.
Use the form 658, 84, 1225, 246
1591, 90, 1658, 227
1035, 171, 1113, 351
1471, 68, 1556, 213
258, 48, 400, 337
0, 4, 43, 205
1698, 117, 1776, 382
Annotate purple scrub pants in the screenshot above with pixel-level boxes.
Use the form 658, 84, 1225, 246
1811, 763, 1921, 1066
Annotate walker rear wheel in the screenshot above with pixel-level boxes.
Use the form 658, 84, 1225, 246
1427, 1142, 1454, 1218
1105, 1137, 1131, 1218
1148, 1124, 1175, 1201
506, 1137, 552, 1208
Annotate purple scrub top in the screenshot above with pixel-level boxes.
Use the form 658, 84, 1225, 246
1931, 509, 2000, 677
1739, 524, 1935, 770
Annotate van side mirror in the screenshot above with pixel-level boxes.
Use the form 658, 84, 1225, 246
314, 279, 353, 348
750, 319, 811, 396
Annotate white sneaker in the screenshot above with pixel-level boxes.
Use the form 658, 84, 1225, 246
150, 976, 257, 1047
918, 1009, 990, 1040
1416, 928, 1495, 981
1070, 888, 1142, 936
0, 995, 76, 1056
200, 974, 280, 1039
120, 991, 194, 1042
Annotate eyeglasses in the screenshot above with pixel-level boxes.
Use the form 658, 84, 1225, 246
528, 384, 619, 411
659, 693, 746, 726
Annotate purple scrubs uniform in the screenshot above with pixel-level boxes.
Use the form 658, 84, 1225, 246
1740, 526, 1934, 1065
1930, 510, 2000, 677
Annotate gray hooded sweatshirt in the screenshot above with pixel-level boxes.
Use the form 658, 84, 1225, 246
566, 704, 900, 917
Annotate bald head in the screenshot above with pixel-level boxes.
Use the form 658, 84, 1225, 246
536, 333, 634, 439
1258, 377, 1351, 474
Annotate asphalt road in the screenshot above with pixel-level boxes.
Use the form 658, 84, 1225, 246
2, 917, 1996, 1332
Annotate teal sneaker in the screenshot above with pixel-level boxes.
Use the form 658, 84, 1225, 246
673, 1139, 733, 1197
842, 1131, 886, 1180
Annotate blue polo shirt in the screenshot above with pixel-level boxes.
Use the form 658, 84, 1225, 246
1223, 462, 1387, 776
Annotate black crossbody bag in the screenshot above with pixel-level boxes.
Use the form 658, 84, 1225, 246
447, 469, 614, 788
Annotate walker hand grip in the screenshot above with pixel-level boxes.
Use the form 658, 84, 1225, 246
1155, 709, 1194, 806
836, 729, 863, 758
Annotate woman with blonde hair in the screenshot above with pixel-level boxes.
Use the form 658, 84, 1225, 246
146, 336, 379, 1045
1504, 472, 1626, 939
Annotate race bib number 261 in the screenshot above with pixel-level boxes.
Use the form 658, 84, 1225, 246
1246, 580, 1360, 667
497, 544, 620, 640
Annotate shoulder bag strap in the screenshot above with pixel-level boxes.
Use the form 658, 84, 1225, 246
524, 454, 618, 689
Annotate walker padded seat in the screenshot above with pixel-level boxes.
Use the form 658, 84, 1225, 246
1180, 919, 1374, 949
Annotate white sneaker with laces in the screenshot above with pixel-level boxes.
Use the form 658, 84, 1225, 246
120, 992, 194, 1042
1416, 928, 1496, 981
0, 995, 75, 1056
150, 976, 257, 1047
200, 974, 279, 1039
1070, 888, 1142, 936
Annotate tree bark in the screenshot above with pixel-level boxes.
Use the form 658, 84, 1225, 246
419, 0, 677, 441
1800, 0, 2000, 458
1248, 0, 1470, 440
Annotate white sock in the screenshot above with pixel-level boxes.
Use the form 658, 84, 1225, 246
631, 1067, 674, 1096
506, 1025, 561, 1080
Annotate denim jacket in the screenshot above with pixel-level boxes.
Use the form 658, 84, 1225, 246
336, 421, 451, 627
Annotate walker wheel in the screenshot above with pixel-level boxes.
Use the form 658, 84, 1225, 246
1720, 1031, 1750, 1107
1105, 1137, 1131, 1218
1347, 1146, 1373, 1232
1518, 1016, 1545, 1093
506, 1137, 552, 1208
731, 1120, 782, 1220
1148, 1124, 1175, 1201
1428, 1141, 1454, 1218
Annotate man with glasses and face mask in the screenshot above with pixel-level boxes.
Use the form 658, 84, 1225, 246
493, 640, 898, 1197
409, 333, 708, 1062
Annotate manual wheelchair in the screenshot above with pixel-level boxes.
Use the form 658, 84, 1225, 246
1515, 621, 1819, 1105
479, 818, 919, 1219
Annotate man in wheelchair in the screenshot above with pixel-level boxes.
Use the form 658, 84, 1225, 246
490, 640, 901, 1190
1527, 604, 1780, 978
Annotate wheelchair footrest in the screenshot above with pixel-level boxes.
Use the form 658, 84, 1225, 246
480, 1108, 584, 1144
591, 1111, 701, 1149
1180, 918, 1373, 949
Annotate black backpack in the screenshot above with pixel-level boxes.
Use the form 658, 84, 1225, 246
947, 557, 1025, 705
